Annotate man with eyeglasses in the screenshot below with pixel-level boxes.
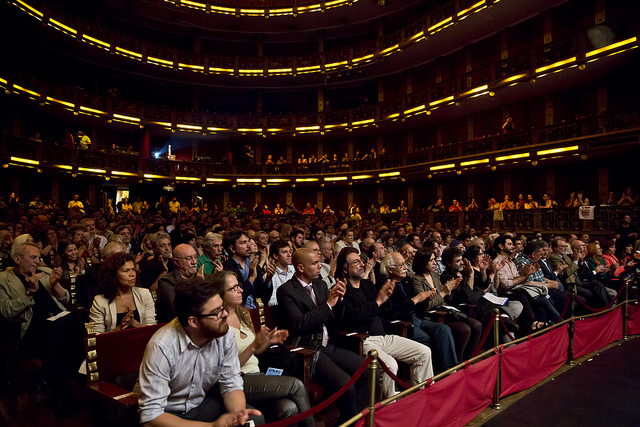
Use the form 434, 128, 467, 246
139, 277, 264, 426
156, 244, 207, 323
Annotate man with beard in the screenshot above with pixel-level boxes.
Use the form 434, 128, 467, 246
290, 229, 306, 251
138, 276, 264, 426
223, 230, 269, 309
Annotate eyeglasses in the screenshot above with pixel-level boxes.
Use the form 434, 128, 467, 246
175, 255, 198, 262
226, 284, 242, 293
349, 258, 364, 266
195, 305, 228, 319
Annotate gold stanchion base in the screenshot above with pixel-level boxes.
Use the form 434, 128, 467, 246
491, 403, 501, 410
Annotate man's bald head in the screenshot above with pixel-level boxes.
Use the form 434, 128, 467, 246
173, 243, 198, 277
292, 248, 321, 282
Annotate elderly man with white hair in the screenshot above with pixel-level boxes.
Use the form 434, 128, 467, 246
197, 232, 224, 275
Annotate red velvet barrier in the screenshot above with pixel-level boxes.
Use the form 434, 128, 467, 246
500, 324, 569, 397
628, 304, 640, 335
573, 307, 623, 359
355, 355, 498, 427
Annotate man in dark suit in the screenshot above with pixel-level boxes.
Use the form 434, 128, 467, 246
276, 248, 368, 425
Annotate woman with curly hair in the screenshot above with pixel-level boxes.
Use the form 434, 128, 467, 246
89, 252, 155, 333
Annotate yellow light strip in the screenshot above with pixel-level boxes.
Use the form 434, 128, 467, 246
177, 124, 202, 130
113, 114, 140, 122
237, 178, 261, 183
207, 127, 230, 132
144, 174, 170, 179
46, 96, 74, 108
178, 63, 205, 71
268, 68, 293, 74
324, 176, 347, 181
80, 106, 106, 115
266, 179, 290, 183
408, 31, 425, 42
324, 123, 348, 129
353, 54, 375, 63
537, 145, 579, 156
586, 37, 637, 58
267, 128, 283, 132
428, 17, 453, 33
237, 128, 262, 132
210, 67, 235, 73
404, 105, 426, 115
495, 153, 530, 161
116, 47, 142, 59
296, 178, 319, 182
239, 69, 263, 75
457, 0, 485, 16
460, 159, 489, 166
535, 57, 576, 74
53, 164, 73, 170
461, 85, 488, 97
12, 84, 39, 97
182, 0, 206, 8
386, 113, 400, 119
207, 178, 232, 182
352, 119, 374, 126
78, 167, 106, 174
325, 61, 348, 68
151, 121, 172, 127
500, 73, 528, 84
111, 171, 137, 176
49, 18, 77, 35
176, 176, 200, 181
352, 175, 373, 180
15, 0, 42, 18
297, 65, 321, 72
379, 44, 399, 55
379, 171, 400, 177
10, 156, 39, 165
430, 163, 455, 171
296, 126, 320, 131
429, 96, 455, 107
0, 77, 7, 85
148, 56, 173, 66
210, 5, 235, 13
82, 35, 110, 49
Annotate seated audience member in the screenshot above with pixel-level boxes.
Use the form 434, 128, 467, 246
276, 248, 368, 424
223, 230, 270, 309
380, 250, 458, 372
76, 240, 126, 309
585, 241, 613, 282
221, 271, 314, 426
55, 239, 86, 292
197, 232, 224, 275
157, 243, 208, 323
448, 199, 464, 212
89, 252, 156, 333
116, 224, 140, 254
570, 239, 617, 301
268, 240, 295, 306
601, 240, 627, 277
0, 242, 83, 418
290, 229, 306, 251
312, 240, 337, 288
336, 248, 433, 399
139, 232, 173, 291
138, 278, 264, 426
334, 228, 360, 255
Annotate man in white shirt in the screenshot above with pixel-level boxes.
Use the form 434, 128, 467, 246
267, 241, 295, 306
334, 228, 360, 255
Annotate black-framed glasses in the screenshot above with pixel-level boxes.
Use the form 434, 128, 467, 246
195, 305, 228, 319
349, 258, 364, 266
226, 284, 241, 293
175, 255, 198, 262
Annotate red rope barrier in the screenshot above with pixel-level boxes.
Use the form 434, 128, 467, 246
261, 356, 373, 427
498, 316, 516, 341
471, 312, 497, 358
377, 358, 412, 390
574, 281, 626, 313
558, 290, 573, 319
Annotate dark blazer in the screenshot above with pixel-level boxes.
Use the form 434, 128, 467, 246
276, 276, 341, 348
223, 257, 269, 307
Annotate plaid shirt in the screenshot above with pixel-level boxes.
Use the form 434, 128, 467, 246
514, 255, 545, 283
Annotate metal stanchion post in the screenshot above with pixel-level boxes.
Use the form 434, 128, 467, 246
623, 277, 629, 340
367, 350, 379, 427
567, 286, 576, 366
491, 310, 501, 410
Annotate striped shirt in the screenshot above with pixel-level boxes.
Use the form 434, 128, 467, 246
514, 255, 545, 283
138, 319, 243, 423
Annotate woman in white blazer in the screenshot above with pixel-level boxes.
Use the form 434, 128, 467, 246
89, 252, 156, 333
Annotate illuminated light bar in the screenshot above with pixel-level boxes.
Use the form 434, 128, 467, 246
352, 54, 374, 63
113, 114, 140, 122
296, 126, 320, 131
404, 105, 426, 115
379, 44, 399, 55
495, 153, 530, 161
78, 167, 106, 174
266, 179, 290, 183
46, 96, 74, 108
324, 123, 348, 129
535, 57, 576, 74
151, 121, 172, 128
12, 84, 39, 98
237, 178, 261, 183
428, 17, 453, 33
352, 119, 375, 126
207, 127, 230, 132
80, 106, 106, 115
111, 171, 137, 176
178, 63, 205, 71
82, 35, 110, 50
240, 9, 262, 14
0, 77, 7, 84
379, 171, 401, 177
182, 0, 206, 9
176, 176, 200, 181
239, 69, 264, 75
144, 174, 170, 179
210, 5, 235, 13
429, 96, 455, 107
586, 37, 637, 58
324, 176, 347, 182
54, 164, 73, 170
14, 0, 43, 19
500, 73, 528, 84
430, 164, 455, 171
296, 178, 319, 182
537, 145, 579, 156
297, 65, 321, 73
386, 113, 400, 119
268, 68, 293, 74
237, 128, 262, 133
352, 175, 373, 180
10, 156, 39, 165
176, 124, 202, 131
267, 128, 283, 132
148, 57, 173, 67
325, 61, 348, 69
210, 67, 235, 74
116, 47, 142, 59
48, 18, 77, 35
270, 9, 293, 16
457, 0, 486, 16
207, 178, 231, 182
461, 85, 489, 97
408, 31, 425, 42
460, 159, 490, 166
